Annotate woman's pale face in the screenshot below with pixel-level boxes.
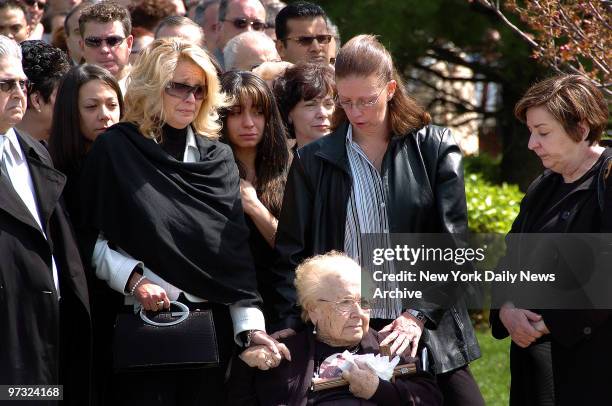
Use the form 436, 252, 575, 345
225, 95, 265, 151
308, 272, 370, 347
335, 74, 396, 137
78, 79, 120, 143
526, 105, 588, 176
163, 58, 205, 129
289, 92, 335, 148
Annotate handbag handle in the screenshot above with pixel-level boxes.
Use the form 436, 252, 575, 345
139, 301, 190, 327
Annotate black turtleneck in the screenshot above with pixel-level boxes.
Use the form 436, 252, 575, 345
160, 124, 188, 161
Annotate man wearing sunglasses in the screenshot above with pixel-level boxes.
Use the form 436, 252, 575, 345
79, 1, 133, 94
0, 0, 30, 43
19, 0, 46, 40
214, 0, 265, 68
0, 35, 91, 403
275, 1, 331, 65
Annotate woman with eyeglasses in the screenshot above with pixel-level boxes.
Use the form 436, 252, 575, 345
228, 251, 443, 405
76, 38, 288, 405
273, 62, 336, 150
219, 70, 289, 322
272, 34, 485, 405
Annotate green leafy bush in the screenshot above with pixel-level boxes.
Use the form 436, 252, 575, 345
465, 172, 524, 234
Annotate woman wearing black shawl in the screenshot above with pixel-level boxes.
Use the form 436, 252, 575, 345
77, 38, 289, 405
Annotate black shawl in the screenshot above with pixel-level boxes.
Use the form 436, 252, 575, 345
77, 122, 260, 306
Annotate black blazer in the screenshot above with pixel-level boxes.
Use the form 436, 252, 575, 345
270, 122, 480, 374
0, 130, 91, 405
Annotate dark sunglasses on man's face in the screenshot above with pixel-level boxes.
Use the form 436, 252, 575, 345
165, 82, 206, 101
0, 79, 28, 93
284, 34, 332, 47
23, 0, 46, 9
224, 18, 266, 31
83, 36, 125, 48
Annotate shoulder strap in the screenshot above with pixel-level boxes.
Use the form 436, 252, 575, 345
599, 149, 612, 231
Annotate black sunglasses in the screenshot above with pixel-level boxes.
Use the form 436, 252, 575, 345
83, 35, 125, 48
165, 82, 206, 101
224, 18, 266, 31
284, 34, 332, 46
23, 0, 46, 8
0, 79, 28, 93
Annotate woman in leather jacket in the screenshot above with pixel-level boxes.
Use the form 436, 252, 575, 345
271, 34, 484, 405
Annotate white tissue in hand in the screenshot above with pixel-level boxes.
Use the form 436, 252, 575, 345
338, 351, 400, 381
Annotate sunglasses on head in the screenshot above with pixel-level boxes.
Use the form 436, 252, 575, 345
224, 18, 266, 31
284, 34, 332, 47
165, 82, 206, 101
0, 79, 28, 93
23, 0, 45, 8
83, 35, 125, 48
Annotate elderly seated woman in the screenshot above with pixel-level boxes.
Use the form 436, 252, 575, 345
228, 251, 442, 405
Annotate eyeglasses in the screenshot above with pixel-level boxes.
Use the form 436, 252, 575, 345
283, 34, 332, 47
83, 36, 126, 48
318, 297, 372, 313
223, 18, 266, 31
23, 0, 46, 9
0, 79, 28, 93
336, 86, 386, 111
165, 81, 206, 101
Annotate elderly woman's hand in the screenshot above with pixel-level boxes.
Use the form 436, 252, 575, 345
250, 330, 292, 363
342, 359, 379, 399
128, 273, 170, 311
239, 345, 282, 370
379, 311, 424, 357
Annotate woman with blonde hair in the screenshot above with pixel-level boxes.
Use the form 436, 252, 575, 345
77, 37, 288, 405
273, 34, 484, 405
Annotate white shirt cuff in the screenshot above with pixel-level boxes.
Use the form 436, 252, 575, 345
92, 236, 143, 294
229, 305, 266, 346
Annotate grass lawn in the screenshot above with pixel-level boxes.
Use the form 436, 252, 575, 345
470, 328, 511, 406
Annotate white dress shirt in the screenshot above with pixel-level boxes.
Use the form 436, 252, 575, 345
91, 127, 265, 342
1, 128, 60, 297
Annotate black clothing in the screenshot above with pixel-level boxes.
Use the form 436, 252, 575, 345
78, 121, 260, 306
160, 124, 188, 161
228, 327, 443, 406
490, 148, 612, 405
0, 130, 91, 405
272, 122, 480, 375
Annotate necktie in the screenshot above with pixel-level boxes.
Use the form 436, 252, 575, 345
0, 135, 10, 179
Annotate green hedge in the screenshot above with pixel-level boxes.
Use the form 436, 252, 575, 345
465, 172, 524, 233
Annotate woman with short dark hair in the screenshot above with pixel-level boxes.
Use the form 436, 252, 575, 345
490, 74, 611, 406
273, 62, 335, 149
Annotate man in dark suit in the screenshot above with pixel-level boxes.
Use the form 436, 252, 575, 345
0, 35, 91, 405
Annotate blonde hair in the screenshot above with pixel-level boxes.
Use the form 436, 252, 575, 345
294, 251, 361, 322
123, 37, 228, 141
333, 34, 431, 135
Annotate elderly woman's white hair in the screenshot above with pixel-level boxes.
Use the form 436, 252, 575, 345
295, 251, 362, 322
223, 30, 278, 71
0, 35, 22, 60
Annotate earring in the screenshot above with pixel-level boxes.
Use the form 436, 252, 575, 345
312, 322, 317, 335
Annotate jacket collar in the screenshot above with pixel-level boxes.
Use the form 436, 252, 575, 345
312, 121, 351, 174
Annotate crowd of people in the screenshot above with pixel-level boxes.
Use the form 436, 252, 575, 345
0, 0, 609, 405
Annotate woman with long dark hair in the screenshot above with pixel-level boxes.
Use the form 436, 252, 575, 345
48, 63, 123, 214
219, 70, 289, 321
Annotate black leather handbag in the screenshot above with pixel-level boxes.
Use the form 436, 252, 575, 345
113, 301, 220, 372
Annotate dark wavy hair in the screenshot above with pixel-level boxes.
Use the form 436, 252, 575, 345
48, 64, 124, 179
273, 62, 335, 139
20, 40, 71, 106
219, 71, 289, 217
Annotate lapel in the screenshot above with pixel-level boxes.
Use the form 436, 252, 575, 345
13, 130, 65, 232
312, 121, 351, 175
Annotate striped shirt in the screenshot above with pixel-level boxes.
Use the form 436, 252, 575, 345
344, 125, 402, 319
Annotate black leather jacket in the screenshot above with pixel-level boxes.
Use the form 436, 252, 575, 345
269, 122, 480, 374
